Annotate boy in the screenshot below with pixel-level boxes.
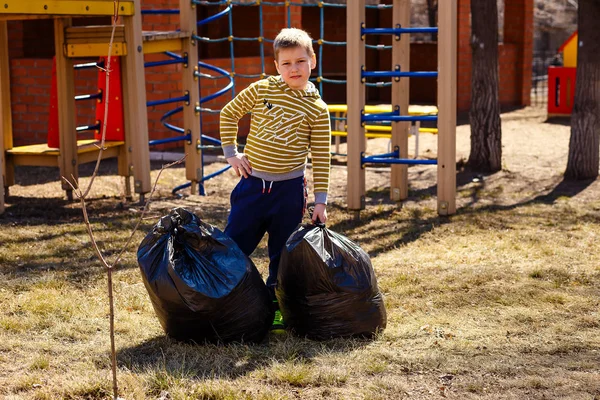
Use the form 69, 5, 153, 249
219, 28, 331, 327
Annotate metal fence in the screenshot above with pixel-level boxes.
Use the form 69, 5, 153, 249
531, 50, 561, 108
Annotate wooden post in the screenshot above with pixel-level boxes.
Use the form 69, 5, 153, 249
391, 0, 410, 201
54, 17, 78, 199
0, 21, 9, 213
437, 0, 457, 215
122, 0, 151, 199
181, 0, 202, 195
346, 0, 366, 212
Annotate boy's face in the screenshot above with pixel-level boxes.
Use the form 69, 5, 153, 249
274, 46, 316, 90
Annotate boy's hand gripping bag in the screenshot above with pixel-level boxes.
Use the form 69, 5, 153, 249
276, 223, 387, 340
137, 208, 273, 344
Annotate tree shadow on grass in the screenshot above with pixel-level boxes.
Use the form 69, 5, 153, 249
117, 332, 375, 381
326, 167, 596, 258
10, 159, 185, 187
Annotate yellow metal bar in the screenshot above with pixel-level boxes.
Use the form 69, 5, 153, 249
65, 39, 183, 57
0, 1, 135, 16
142, 38, 183, 54
332, 130, 392, 139
332, 126, 437, 137
328, 104, 438, 115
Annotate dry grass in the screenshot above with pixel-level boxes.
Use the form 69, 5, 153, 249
1, 107, 599, 399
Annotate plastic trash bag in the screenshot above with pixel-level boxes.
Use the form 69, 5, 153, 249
137, 208, 273, 344
276, 223, 387, 340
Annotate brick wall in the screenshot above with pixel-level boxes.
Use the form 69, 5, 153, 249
9, 58, 98, 146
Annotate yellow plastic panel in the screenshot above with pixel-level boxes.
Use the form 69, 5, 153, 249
0, 1, 134, 16
65, 42, 126, 57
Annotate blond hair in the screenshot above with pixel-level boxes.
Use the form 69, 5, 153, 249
273, 28, 315, 60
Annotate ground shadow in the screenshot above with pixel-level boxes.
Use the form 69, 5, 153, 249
327, 168, 595, 258
117, 332, 375, 380
10, 159, 185, 187
544, 116, 571, 126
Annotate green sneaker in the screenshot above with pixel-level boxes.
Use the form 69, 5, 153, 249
271, 309, 286, 331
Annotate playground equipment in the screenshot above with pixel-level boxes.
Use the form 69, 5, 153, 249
548, 31, 577, 117
328, 104, 439, 157
0, 0, 153, 212
346, 0, 456, 216
0, 0, 210, 214
192, 1, 453, 215
1, 1, 456, 217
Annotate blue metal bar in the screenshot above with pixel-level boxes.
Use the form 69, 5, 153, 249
193, 0, 228, 5
362, 115, 438, 123
201, 165, 232, 182
362, 71, 438, 78
261, 1, 283, 6
233, 36, 262, 41
201, 135, 222, 146
194, 36, 230, 43
369, 150, 400, 158
235, 73, 262, 78
362, 27, 438, 35
144, 57, 185, 68
159, 106, 185, 134
318, 5, 324, 96
141, 9, 179, 15
324, 2, 349, 7
75, 92, 102, 101
149, 134, 191, 147
197, 61, 234, 102
320, 39, 346, 46
147, 95, 189, 108
172, 165, 232, 196
228, 5, 235, 98
259, 2, 265, 78
317, 77, 346, 84
362, 157, 438, 165
197, 5, 231, 26
164, 51, 183, 60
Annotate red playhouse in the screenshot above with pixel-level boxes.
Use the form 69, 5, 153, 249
548, 31, 577, 117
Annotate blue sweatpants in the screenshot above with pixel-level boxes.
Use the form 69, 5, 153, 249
224, 175, 307, 297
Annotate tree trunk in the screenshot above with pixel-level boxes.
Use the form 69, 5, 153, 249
426, 0, 438, 41
565, 0, 600, 180
468, 0, 502, 172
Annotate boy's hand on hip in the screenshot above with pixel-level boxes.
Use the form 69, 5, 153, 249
312, 203, 327, 224
227, 154, 252, 178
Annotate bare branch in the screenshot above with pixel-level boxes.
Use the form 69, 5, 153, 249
112, 156, 187, 267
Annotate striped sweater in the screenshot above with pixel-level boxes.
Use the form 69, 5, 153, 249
220, 76, 331, 204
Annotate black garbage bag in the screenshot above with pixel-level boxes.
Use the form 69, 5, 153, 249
276, 223, 386, 340
137, 208, 273, 344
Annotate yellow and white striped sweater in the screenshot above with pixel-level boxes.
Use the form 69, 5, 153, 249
220, 76, 331, 204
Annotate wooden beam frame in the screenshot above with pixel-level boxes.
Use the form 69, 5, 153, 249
121, 0, 150, 197
346, 0, 366, 212
54, 17, 78, 197
437, 1, 457, 215
390, 0, 411, 201
0, 20, 8, 213
180, 0, 202, 195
